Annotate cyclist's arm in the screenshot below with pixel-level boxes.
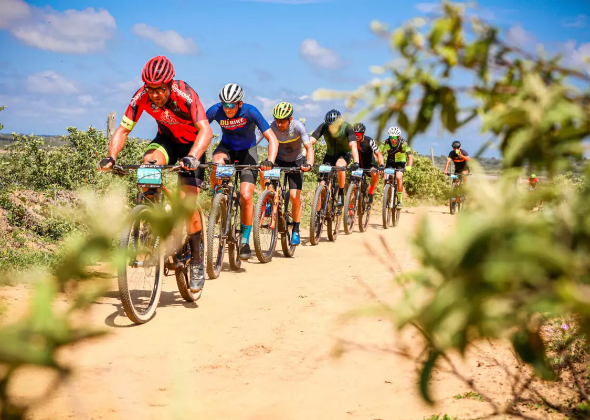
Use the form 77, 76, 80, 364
107, 125, 132, 161
407, 152, 414, 167
375, 150, 384, 166
261, 129, 279, 163
345, 125, 359, 164
444, 157, 452, 173
459, 149, 471, 162
310, 123, 325, 146
187, 120, 213, 160
304, 142, 315, 166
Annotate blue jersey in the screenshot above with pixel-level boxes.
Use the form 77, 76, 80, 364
206, 103, 270, 151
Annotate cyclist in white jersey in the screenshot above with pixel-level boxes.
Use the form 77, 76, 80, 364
257, 102, 314, 245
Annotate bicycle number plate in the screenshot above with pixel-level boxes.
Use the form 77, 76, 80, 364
450, 174, 458, 180
351, 169, 364, 178
216, 165, 235, 178
384, 168, 396, 175
264, 168, 281, 180
318, 165, 332, 173
137, 166, 162, 185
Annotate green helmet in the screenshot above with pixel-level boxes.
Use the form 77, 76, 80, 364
530, 174, 536, 179
273, 102, 294, 119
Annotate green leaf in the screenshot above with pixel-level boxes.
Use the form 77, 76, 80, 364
429, 18, 452, 49
419, 349, 440, 405
440, 88, 458, 132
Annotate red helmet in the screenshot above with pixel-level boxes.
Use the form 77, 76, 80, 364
142, 56, 175, 85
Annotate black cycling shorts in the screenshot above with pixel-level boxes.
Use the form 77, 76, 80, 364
274, 157, 305, 191
360, 157, 377, 170
145, 133, 205, 188
386, 160, 406, 173
454, 163, 469, 174
213, 141, 259, 185
323, 152, 352, 166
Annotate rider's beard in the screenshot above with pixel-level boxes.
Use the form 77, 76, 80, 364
328, 119, 343, 136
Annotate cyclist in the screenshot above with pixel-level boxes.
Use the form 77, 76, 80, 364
528, 174, 540, 190
206, 83, 278, 260
310, 109, 360, 206
97, 55, 213, 295
444, 141, 471, 184
380, 126, 413, 209
353, 123, 384, 204
259, 102, 314, 246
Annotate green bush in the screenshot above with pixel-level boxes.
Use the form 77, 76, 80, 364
404, 153, 448, 203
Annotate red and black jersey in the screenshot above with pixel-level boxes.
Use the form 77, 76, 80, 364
121, 80, 207, 144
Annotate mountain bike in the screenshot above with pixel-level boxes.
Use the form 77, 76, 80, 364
112, 162, 208, 324
309, 164, 347, 245
253, 167, 303, 262
343, 168, 375, 234
206, 162, 259, 279
447, 173, 472, 215
382, 168, 404, 228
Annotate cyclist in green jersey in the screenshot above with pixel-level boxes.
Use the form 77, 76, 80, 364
380, 126, 414, 209
310, 109, 360, 206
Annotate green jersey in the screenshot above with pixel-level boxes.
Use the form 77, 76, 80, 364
380, 138, 412, 163
311, 122, 356, 156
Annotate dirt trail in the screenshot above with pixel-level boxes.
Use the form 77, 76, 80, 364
3, 207, 530, 419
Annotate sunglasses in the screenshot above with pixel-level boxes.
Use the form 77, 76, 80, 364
222, 102, 238, 109
145, 85, 167, 95
389, 136, 400, 141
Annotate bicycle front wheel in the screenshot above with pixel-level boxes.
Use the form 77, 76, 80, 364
206, 193, 228, 279
118, 205, 164, 324
253, 189, 278, 263
175, 205, 206, 302
310, 184, 327, 246
343, 183, 358, 235
392, 192, 401, 227
281, 191, 296, 257
449, 183, 458, 215
382, 184, 392, 229
358, 191, 371, 232
327, 192, 341, 242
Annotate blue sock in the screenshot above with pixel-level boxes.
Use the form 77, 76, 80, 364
241, 225, 252, 244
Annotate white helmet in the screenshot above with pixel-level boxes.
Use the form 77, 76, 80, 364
388, 126, 402, 137
219, 83, 244, 103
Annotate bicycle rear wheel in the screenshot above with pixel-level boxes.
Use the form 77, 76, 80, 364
327, 191, 341, 242
175, 206, 205, 302
253, 189, 278, 263
449, 183, 458, 215
392, 192, 401, 227
281, 191, 296, 257
309, 184, 327, 246
228, 199, 242, 270
343, 183, 359, 235
358, 191, 371, 232
382, 184, 392, 229
206, 193, 227, 279
118, 205, 164, 324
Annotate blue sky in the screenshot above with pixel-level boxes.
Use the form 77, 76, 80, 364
0, 0, 589, 157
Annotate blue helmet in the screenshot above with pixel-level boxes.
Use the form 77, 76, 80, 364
324, 109, 341, 125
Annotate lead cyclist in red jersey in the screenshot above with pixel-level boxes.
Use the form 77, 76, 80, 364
98, 56, 213, 294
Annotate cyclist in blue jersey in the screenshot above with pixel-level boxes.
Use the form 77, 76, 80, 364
207, 83, 278, 260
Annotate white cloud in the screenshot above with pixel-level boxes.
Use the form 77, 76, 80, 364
563, 40, 590, 72
78, 95, 95, 105
26, 71, 78, 95
1, 0, 116, 54
114, 77, 143, 93
506, 25, 535, 47
415, 2, 441, 13
0, 0, 30, 29
562, 14, 587, 28
299, 39, 347, 70
132, 23, 199, 55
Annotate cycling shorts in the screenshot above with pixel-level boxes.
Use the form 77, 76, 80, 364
386, 160, 406, 173
454, 163, 469, 174
145, 134, 205, 188
213, 141, 259, 185
274, 157, 305, 191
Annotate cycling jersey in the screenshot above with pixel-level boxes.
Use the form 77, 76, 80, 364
356, 136, 378, 168
311, 121, 355, 157
121, 80, 207, 144
380, 138, 412, 163
448, 149, 469, 172
266, 120, 310, 162
207, 103, 270, 151
529, 177, 539, 186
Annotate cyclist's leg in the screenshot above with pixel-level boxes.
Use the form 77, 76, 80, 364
286, 158, 304, 224
236, 147, 259, 253
317, 154, 336, 210
336, 152, 351, 190
461, 167, 469, 185
394, 162, 406, 207
143, 134, 170, 165
211, 142, 232, 189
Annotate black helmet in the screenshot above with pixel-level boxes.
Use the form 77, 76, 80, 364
353, 122, 366, 133
324, 109, 341, 125
452, 141, 461, 149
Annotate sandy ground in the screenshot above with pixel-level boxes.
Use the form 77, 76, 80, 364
1, 207, 559, 420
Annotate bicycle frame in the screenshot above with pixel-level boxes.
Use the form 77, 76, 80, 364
318, 165, 347, 219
